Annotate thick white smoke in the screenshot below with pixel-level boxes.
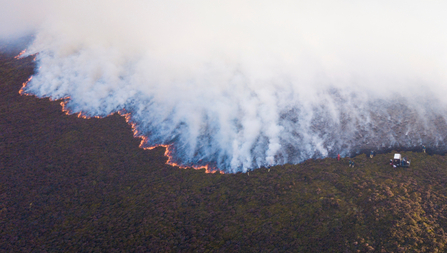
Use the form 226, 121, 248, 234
3, 0, 447, 172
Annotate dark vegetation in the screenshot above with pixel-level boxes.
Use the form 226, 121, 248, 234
2, 47, 447, 252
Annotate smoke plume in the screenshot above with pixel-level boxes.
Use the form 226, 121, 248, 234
3, 0, 447, 172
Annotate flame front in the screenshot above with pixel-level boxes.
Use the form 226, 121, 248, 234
118, 111, 223, 174
18, 76, 33, 95
17, 56, 222, 174
14, 49, 27, 59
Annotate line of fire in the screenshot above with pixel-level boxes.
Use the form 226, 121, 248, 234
16, 51, 223, 174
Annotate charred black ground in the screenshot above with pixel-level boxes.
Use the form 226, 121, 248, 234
2, 46, 447, 252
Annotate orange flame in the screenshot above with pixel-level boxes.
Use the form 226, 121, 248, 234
18, 76, 33, 95
118, 111, 224, 174
14, 49, 27, 59
59, 99, 107, 119
16, 57, 223, 174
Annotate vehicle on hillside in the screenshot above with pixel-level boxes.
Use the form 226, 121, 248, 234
391, 153, 410, 168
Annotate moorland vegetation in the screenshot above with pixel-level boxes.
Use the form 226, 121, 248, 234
2, 47, 447, 252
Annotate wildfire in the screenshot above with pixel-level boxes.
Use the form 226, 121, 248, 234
118, 111, 224, 174
14, 49, 27, 59
59, 99, 107, 119
16, 57, 222, 174
18, 76, 33, 95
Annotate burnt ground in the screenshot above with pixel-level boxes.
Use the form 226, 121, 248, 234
2, 47, 447, 252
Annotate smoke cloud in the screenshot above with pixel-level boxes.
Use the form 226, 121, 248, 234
4, 0, 447, 172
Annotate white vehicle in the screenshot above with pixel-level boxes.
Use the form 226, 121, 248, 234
392, 153, 410, 167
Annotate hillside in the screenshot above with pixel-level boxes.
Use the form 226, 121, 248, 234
2, 48, 447, 252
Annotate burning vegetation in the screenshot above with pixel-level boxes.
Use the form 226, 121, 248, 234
16, 51, 221, 174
